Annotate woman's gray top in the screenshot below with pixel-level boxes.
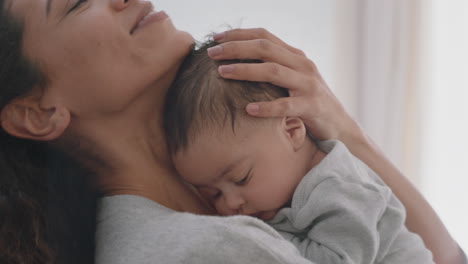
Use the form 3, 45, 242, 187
95, 194, 314, 264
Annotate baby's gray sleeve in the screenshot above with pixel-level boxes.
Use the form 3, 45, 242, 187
271, 176, 432, 264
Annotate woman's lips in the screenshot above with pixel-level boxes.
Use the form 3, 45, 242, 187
131, 10, 169, 35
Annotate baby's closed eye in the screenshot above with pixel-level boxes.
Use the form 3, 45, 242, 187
233, 167, 253, 186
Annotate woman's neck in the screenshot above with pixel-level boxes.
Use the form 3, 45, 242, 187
90, 118, 212, 214
64, 69, 214, 215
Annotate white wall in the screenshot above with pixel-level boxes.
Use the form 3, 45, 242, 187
421, 0, 468, 252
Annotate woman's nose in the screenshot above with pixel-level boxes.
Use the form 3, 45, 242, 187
111, 0, 130, 11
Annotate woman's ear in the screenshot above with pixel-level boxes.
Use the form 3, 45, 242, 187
0, 96, 70, 141
282, 116, 307, 152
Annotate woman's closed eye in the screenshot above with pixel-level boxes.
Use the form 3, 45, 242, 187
67, 0, 88, 14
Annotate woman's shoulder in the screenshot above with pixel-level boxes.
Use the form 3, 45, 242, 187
96, 194, 245, 236
95, 195, 313, 264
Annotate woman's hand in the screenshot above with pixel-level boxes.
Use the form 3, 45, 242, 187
207, 28, 364, 147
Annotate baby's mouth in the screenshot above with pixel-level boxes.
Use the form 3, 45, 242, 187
256, 210, 279, 221
248, 212, 262, 218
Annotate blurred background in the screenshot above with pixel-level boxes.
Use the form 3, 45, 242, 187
156, 0, 468, 251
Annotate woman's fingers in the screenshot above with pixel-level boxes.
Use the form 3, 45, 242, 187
217, 62, 306, 91
245, 97, 315, 119
211, 28, 354, 142
208, 39, 306, 71
214, 28, 306, 57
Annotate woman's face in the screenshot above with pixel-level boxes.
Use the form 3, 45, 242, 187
8, 0, 193, 116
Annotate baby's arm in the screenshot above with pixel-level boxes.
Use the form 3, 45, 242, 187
269, 145, 432, 264
271, 175, 385, 263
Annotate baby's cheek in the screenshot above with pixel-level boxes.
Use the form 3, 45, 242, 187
263, 183, 294, 209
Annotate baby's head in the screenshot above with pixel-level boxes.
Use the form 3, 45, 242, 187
164, 41, 316, 220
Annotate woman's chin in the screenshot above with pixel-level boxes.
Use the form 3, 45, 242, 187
177, 30, 195, 54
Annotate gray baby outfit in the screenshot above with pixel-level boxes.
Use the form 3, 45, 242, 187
268, 140, 433, 263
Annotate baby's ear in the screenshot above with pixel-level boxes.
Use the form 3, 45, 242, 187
0, 96, 70, 141
282, 116, 307, 152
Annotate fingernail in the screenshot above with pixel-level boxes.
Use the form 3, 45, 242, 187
213, 32, 226, 41
207, 45, 223, 57
219, 65, 234, 74
246, 104, 260, 114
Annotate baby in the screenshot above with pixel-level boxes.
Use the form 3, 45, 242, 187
163, 41, 433, 263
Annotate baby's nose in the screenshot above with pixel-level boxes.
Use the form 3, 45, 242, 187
223, 192, 245, 214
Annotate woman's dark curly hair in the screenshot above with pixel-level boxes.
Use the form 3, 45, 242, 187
0, 2, 97, 263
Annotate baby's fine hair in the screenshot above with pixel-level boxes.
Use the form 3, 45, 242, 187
163, 40, 288, 155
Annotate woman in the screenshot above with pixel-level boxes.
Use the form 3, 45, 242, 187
0, 0, 464, 263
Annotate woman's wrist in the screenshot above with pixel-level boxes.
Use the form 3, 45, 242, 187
335, 115, 370, 155
460, 246, 468, 264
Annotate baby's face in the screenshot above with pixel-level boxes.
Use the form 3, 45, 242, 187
173, 119, 307, 221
